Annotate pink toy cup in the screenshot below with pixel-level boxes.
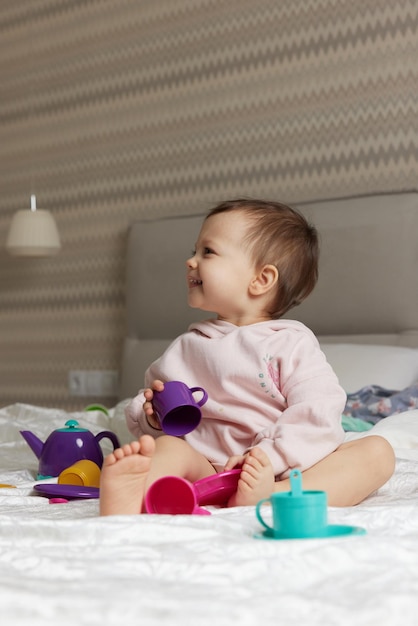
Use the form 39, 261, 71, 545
152, 381, 208, 436
144, 476, 210, 515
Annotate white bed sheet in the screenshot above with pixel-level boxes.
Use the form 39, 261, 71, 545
1, 403, 418, 626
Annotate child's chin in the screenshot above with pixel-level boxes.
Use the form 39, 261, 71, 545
187, 295, 202, 308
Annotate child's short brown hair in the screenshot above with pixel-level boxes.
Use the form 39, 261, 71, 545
206, 198, 319, 318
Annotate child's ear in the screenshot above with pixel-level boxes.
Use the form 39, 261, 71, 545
249, 264, 279, 295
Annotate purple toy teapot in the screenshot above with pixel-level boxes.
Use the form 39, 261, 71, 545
20, 419, 120, 479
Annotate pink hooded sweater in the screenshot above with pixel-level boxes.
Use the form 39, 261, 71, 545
125, 319, 346, 478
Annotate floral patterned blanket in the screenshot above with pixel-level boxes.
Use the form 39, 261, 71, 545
343, 383, 418, 426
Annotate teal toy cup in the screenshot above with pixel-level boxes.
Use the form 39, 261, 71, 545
256, 469, 328, 539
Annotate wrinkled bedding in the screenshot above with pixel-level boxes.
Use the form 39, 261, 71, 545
1, 403, 418, 626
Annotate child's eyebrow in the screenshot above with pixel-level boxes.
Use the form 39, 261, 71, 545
198, 236, 216, 246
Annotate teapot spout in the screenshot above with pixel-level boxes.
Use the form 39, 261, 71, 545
20, 430, 44, 460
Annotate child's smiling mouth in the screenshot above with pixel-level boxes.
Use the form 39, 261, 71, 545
188, 277, 202, 287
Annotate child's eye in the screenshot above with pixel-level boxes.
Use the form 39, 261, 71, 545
191, 246, 215, 257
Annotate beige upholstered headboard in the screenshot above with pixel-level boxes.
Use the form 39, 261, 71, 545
119, 192, 418, 399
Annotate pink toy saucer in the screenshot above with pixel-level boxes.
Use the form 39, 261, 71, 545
194, 469, 241, 506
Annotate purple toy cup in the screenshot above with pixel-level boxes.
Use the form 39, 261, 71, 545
152, 381, 208, 436
145, 476, 210, 515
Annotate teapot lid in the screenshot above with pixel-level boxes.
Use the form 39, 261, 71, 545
56, 419, 88, 433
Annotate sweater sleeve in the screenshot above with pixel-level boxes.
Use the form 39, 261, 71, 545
124, 329, 201, 440
124, 353, 173, 439
249, 331, 347, 478
124, 390, 167, 439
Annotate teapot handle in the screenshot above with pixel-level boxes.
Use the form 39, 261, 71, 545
95, 431, 120, 450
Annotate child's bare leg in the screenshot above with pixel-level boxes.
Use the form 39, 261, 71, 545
273, 435, 395, 507
100, 435, 155, 516
228, 448, 275, 507
145, 435, 217, 487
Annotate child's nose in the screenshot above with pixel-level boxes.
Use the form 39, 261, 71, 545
186, 255, 197, 268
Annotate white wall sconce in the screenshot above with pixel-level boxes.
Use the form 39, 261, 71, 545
6, 195, 61, 257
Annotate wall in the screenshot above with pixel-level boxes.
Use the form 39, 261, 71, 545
0, 0, 417, 409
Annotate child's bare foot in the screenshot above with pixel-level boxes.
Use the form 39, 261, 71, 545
228, 447, 275, 507
99, 435, 155, 516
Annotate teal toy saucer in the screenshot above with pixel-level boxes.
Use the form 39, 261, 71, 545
254, 524, 366, 540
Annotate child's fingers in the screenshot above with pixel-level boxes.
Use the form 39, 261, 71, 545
224, 454, 246, 471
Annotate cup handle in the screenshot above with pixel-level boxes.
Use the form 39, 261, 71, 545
190, 387, 208, 407
255, 497, 273, 531
95, 431, 120, 450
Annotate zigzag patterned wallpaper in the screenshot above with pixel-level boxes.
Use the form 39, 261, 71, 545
0, 0, 417, 409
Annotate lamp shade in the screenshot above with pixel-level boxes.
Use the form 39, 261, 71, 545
6, 207, 61, 257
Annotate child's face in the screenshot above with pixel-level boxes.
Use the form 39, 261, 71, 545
186, 211, 259, 324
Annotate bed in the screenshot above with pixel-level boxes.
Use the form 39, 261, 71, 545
2, 192, 418, 625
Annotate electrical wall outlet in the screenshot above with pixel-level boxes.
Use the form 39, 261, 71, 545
68, 370, 119, 397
